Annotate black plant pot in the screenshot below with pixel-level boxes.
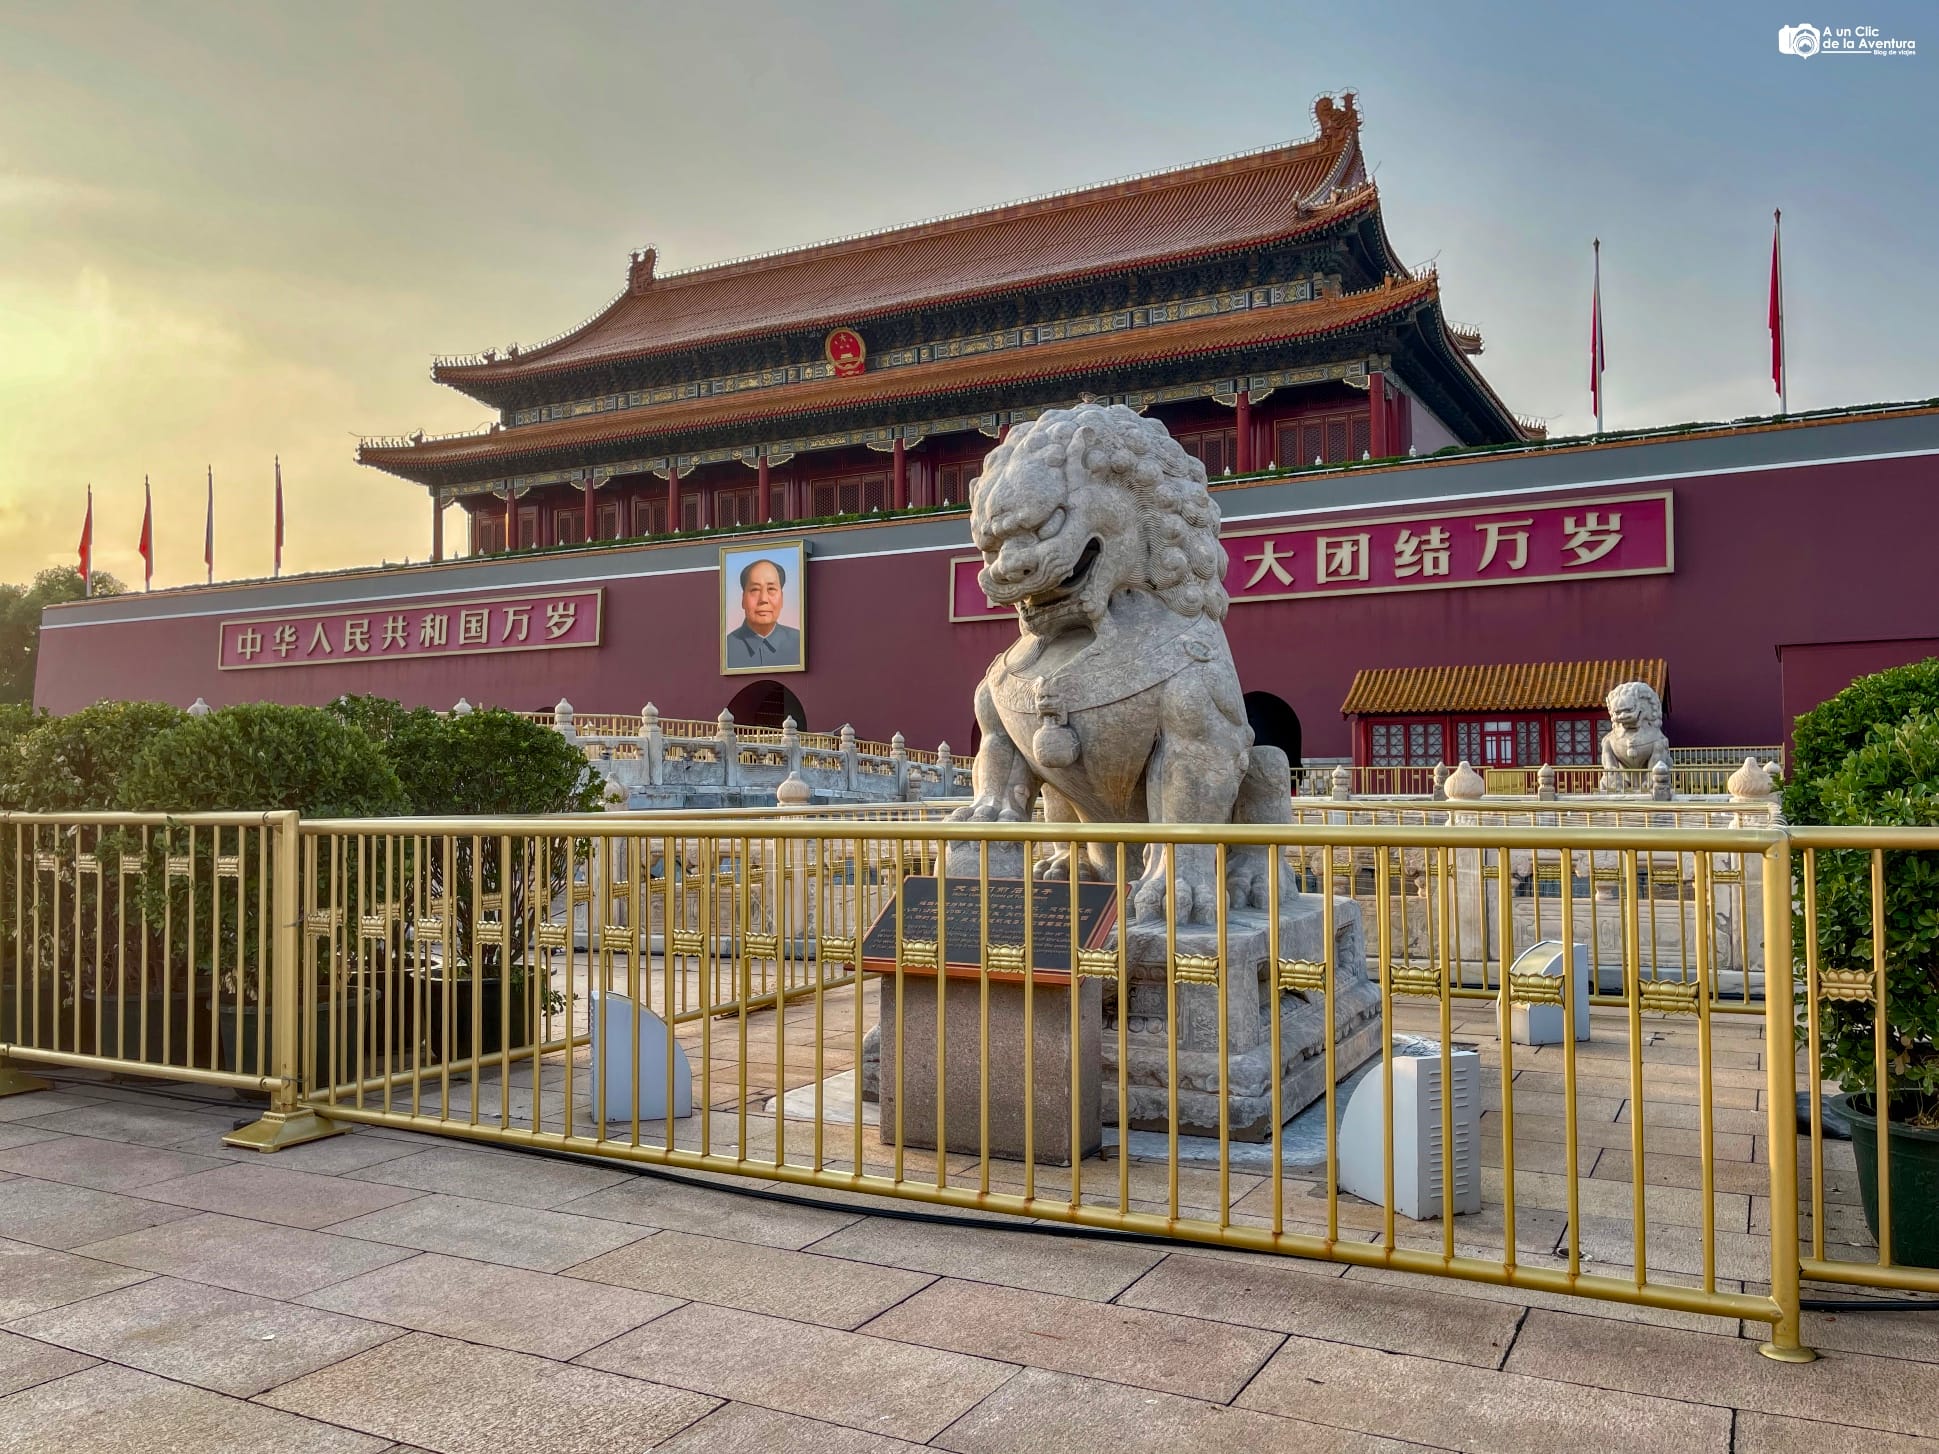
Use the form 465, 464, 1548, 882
0, 979, 61, 1051
1835, 1093, 1939, 1270
221, 985, 395, 1085
404, 970, 537, 1065
78, 990, 201, 1068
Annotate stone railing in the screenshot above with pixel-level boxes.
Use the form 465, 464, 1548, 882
506, 700, 971, 809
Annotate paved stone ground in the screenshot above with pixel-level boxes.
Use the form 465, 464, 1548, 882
1, 997, 1935, 1453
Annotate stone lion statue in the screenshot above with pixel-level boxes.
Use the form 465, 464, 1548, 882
953, 402, 1292, 922
1600, 680, 1671, 775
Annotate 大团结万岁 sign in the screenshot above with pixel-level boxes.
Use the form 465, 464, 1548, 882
217, 588, 603, 670
950, 491, 1672, 621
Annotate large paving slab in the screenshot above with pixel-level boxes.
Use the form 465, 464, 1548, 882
0, 1136, 231, 1192
72, 1212, 417, 1300
259, 1330, 718, 1454
322, 1193, 651, 1272
0, 1238, 152, 1320
0, 1362, 388, 1453
0, 1329, 96, 1399
1504, 1308, 1939, 1437
4, 1275, 400, 1396
302, 1252, 682, 1359
804, 1214, 1163, 1300
1238, 1332, 1734, 1453
577, 1301, 1015, 1443
345, 1146, 632, 1209
933, 1365, 1417, 1454
658, 1403, 931, 1453
861, 1276, 1284, 1401
567, 1228, 932, 1329
130, 1162, 425, 1228
0, 1178, 198, 1251
554, 1173, 863, 1249
1117, 1250, 1523, 1366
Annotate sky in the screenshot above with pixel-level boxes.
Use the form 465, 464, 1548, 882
1, 0, 1934, 589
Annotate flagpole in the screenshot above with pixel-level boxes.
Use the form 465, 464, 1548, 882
1592, 239, 1604, 435
274, 455, 284, 579
81, 485, 93, 597
205, 465, 215, 586
1773, 209, 1787, 415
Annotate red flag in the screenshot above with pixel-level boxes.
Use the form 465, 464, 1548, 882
204, 465, 215, 585
274, 456, 285, 577
1769, 210, 1786, 410
1589, 239, 1606, 431
78, 485, 93, 595
137, 476, 154, 591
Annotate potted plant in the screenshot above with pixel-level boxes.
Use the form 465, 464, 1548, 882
1803, 711, 1939, 1267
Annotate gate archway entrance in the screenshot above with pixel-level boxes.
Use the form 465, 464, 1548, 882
1243, 691, 1302, 768
726, 679, 807, 731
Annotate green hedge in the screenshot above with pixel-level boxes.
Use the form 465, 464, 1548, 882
1786, 657, 1939, 825
1809, 713, 1939, 1124
3, 700, 186, 811
118, 704, 407, 817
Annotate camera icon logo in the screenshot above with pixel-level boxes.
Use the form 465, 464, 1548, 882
1777, 23, 1822, 57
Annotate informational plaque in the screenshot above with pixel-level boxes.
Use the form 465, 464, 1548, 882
861, 877, 1118, 984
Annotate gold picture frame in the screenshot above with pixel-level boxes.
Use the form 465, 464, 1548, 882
720, 539, 807, 675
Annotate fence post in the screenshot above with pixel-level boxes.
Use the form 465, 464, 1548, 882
642, 703, 663, 786
718, 710, 738, 788
1756, 833, 1815, 1362
1331, 764, 1352, 801
222, 812, 344, 1152
841, 724, 858, 794
890, 733, 909, 798
782, 716, 802, 780
937, 741, 955, 794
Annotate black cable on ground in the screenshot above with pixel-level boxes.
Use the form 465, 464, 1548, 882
30, 1070, 1939, 1312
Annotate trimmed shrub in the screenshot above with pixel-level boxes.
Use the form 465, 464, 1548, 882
1786, 657, 1939, 825
384, 707, 602, 816
2, 700, 186, 811
117, 703, 407, 816
1808, 712, 1939, 1126
324, 692, 434, 748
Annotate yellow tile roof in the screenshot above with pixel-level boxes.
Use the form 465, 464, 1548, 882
1340, 659, 1669, 716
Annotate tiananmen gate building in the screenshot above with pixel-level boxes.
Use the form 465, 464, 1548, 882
33, 96, 1939, 770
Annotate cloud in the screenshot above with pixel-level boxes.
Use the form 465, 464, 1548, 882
0, 173, 127, 215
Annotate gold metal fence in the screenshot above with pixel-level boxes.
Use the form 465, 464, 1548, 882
1286, 799, 1778, 1013
262, 813, 1813, 1360
0, 812, 294, 1093
17, 806, 1939, 1357
1791, 826, 1939, 1299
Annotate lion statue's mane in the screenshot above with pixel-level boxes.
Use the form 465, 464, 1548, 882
954, 402, 1291, 922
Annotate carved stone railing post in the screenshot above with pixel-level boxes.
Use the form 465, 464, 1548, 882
840, 724, 858, 794
782, 716, 802, 779
1331, 763, 1352, 801
717, 710, 737, 788
453, 697, 473, 716
1650, 759, 1673, 802
891, 732, 909, 799
1431, 762, 1450, 800
187, 697, 212, 717
641, 702, 663, 787
1537, 763, 1557, 802
937, 741, 956, 795
1444, 761, 1486, 801
553, 697, 575, 739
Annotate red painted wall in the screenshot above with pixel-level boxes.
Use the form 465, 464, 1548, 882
1776, 637, 1939, 761
35, 452, 1939, 760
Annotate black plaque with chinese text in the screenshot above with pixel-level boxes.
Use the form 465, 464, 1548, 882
861, 877, 1118, 983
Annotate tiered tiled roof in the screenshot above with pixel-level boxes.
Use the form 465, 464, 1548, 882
1341, 659, 1670, 716
432, 95, 1372, 389
360, 273, 1438, 475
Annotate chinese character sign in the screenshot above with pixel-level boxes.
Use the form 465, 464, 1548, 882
952, 492, 1672, 619
218, 589, 603, 670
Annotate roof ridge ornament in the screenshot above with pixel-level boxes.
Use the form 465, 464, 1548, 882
629, 247, 658, 295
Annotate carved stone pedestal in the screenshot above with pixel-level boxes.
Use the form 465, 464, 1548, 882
878, 974, 1102, 1166
1105, 897, 1380, 1141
